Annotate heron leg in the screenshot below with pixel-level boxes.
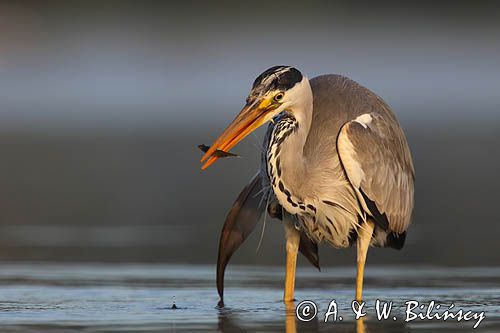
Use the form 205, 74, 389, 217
355, 220, 374, 302
284, 212, 300, 303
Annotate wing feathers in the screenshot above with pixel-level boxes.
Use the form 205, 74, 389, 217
338, 112, 414, 234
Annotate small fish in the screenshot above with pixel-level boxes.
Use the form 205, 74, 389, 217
198, 144, 240, 158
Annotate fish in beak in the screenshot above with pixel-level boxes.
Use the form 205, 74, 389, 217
197, 144, 239, 158
200, 96, 277, 169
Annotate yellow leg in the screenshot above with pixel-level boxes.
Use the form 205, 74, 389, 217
355, 220, 374, 302
284, 215, 300, 303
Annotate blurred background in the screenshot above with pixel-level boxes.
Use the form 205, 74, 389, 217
0, 1, 498, 267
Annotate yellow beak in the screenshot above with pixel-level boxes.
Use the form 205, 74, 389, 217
201, 98, 274, 169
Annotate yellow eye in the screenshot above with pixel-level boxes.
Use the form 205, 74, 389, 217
274, 92, 284, 102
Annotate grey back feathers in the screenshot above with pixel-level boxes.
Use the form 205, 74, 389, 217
307, 75, 414, 239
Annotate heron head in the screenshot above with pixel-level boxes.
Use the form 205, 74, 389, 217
201, 65, 307, 169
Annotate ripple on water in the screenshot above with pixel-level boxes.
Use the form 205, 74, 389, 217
0, 264, 497, 332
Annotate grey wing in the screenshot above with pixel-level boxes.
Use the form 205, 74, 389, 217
337, 112, 415, 234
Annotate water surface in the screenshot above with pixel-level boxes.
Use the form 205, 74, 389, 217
0, 263, 498, 332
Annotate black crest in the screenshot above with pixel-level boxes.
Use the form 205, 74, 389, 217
252, 66, 303, 93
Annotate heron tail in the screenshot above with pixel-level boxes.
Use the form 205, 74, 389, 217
216, 173, 268, 306
216, 173, 321, 306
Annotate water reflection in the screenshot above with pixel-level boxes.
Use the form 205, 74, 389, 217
218, 301, 397, 333
217, 308, 246, 333
285, 302, 297, 333
357, 317, 366, 333
216, 301, 320, 333
0, 264, 496, 332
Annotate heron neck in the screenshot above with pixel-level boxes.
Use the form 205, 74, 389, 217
278, 95, 313, 195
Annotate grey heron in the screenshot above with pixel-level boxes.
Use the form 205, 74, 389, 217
200, 66, 415, 304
